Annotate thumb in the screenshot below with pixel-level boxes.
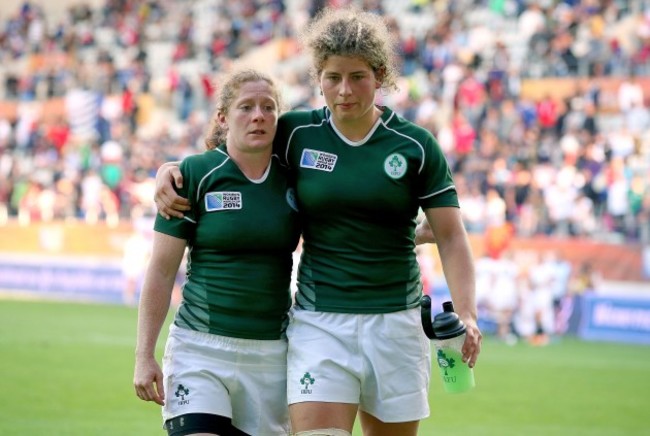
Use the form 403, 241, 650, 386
173, 173, 183, 189
155, 374, 165, 405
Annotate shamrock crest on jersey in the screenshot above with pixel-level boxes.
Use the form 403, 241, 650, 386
384, 153, 407, 179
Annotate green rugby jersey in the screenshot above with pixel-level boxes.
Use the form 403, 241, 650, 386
275, 106, 458, 313
155, 144, 301, 339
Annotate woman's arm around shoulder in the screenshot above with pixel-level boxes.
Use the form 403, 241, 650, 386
154, 161, 190, 219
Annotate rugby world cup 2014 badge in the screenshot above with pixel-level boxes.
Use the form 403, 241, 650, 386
205, 192, 242, 211
300, 149, 337, 172
384, 153, 407, 179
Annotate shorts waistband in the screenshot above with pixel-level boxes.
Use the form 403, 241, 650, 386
169, 323, 286, 352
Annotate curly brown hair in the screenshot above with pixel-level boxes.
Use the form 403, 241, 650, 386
299, 7, 399, 92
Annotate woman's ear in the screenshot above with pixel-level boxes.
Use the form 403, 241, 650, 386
374, 66, 386, 88
216, 111, 227, 127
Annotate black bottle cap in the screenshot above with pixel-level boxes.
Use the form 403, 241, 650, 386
432, 300, 466, 339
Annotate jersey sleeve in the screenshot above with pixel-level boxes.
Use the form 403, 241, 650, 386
153, 156, 199, 240
417, 134, 459, 209
273, 114, 291, 165
275, 109, 327, 168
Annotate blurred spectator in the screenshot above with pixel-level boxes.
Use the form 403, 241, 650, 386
0, 0, 647, 343
617, 72, 645, 112
121, 215, 153, 306
569, 260, 602, 295
525, 251, 556, 345
487, 250, 520, 345
0, 0, 647, 250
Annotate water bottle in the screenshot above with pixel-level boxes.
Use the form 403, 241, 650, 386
421, 295, 476, 393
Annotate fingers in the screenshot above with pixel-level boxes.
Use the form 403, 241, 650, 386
154, 195, 171, 220
170, 196, 191, 211
462, 326, 482, 369
414, 220, 436, 245
171, 168, 184, 189
154, 191, 190, 220
154, 162, 189, 219
165, 205, 187, 220
134, 376, 165, 406
156, 200, 185, 220
135, 386, 164, 406
155, 377, 165, 406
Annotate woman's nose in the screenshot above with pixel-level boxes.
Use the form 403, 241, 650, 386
338, 78, 352, 95
251, 105, 264, 119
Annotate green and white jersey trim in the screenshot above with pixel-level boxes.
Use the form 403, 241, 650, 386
275, 106, 459, 314
155, 145, 301, 339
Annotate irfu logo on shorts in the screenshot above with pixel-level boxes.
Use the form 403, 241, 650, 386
300, 149, 337, 172
175, 384, 190, 405
384, 153, 407, 179
205, 191, 242, 211
300, 372, 315, 394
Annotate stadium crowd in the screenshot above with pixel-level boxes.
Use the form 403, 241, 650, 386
0, 0, 648, 338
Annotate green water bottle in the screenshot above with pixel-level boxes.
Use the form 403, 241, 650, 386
421, 296, 476, 394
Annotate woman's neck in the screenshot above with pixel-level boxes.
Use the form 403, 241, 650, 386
331, 106, 383, 142
226, 147, 272, 180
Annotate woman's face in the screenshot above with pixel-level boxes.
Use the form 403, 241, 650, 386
220, 80, 279, 155
319, 55, 380, 130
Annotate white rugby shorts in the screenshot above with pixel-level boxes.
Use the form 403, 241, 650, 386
162, 324, 290, 436
286, 308, 431, 423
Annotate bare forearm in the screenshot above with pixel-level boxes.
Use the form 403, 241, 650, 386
135, 233, 185, 358
437, 235, 477, 322
135, 270, 175, 358
423, 207, 477, 320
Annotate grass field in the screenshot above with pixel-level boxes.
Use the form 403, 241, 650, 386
1, 299, 648, 436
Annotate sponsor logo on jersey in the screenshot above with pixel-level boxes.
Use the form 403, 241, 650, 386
286, 187, 298, 211
300, 149, 337, 172
205, 192, 242, 211
384, 153, 407, 179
